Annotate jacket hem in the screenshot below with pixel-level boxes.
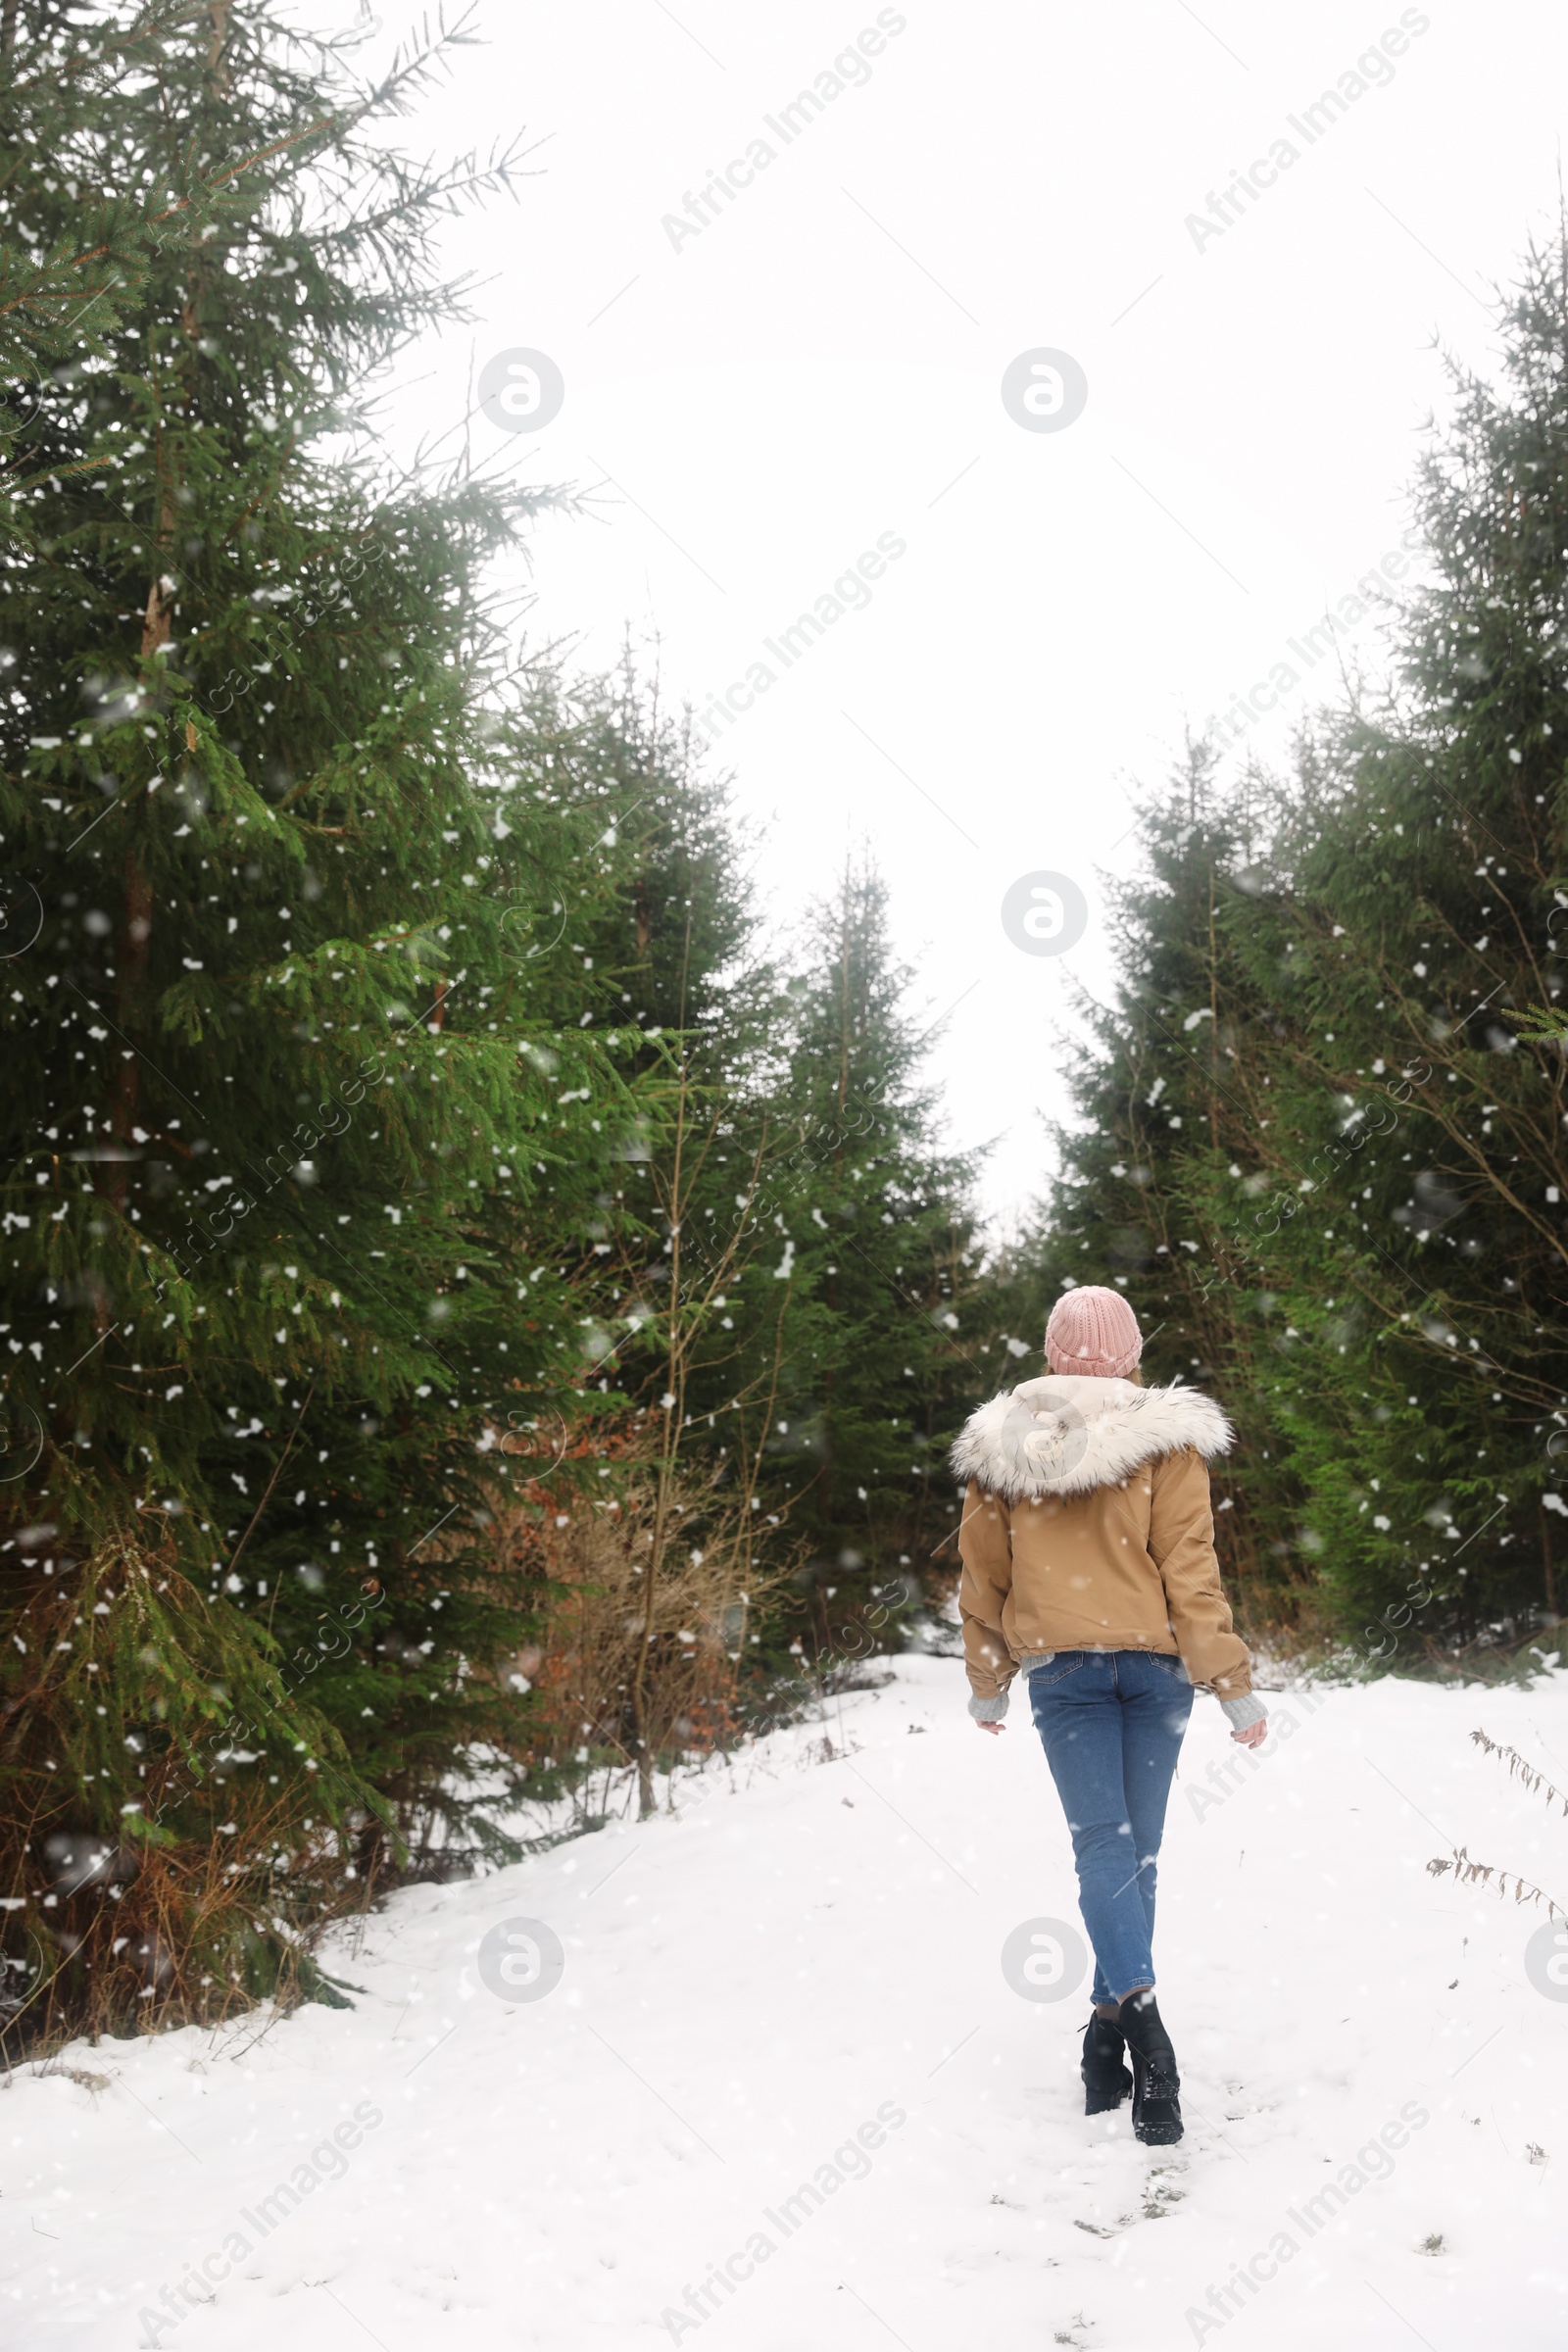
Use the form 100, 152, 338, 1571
1009, 1642, 1253, 1701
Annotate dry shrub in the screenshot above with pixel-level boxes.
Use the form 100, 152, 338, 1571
514, 1450, 793, 1813
1425, 1725, 1568, 1924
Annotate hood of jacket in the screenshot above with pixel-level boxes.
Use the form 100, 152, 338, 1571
950, 1373, 1233, 1503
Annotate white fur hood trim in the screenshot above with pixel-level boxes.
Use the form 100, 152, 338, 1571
950, 1374, 1233, 1502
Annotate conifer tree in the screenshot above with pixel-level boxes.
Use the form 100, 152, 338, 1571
1203, 229, 1568, 1650
0, 0, 644, 2042
556, 680, 814, 1762
1004, 229, 1568, 1658
578, 796, 987, 1669
760, 856, 984, 1644
984, 743, 1298, 1616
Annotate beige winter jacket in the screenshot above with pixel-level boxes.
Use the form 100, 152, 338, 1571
951, 1374, 1255, 1721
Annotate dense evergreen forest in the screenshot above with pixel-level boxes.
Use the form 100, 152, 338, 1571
3, 0, 1567, 2048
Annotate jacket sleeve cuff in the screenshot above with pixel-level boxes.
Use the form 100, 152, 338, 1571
968, 1690, 1010, 1723
1219, 1692, 1268, 1731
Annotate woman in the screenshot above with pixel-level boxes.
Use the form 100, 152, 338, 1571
953, 1286, 1266, 2146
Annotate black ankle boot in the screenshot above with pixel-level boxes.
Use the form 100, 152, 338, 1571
1081, 2011, 1134, 2116
1117, 1989, 1183, 2145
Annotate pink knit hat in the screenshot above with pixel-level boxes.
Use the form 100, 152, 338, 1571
1044, 1285, 1143, 1380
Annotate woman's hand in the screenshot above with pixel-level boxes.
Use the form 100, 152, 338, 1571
976, 1720, 1006, 1736
1231, 1718, 1268, 1748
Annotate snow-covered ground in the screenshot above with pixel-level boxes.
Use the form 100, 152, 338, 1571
7, 1657, 1568, 2351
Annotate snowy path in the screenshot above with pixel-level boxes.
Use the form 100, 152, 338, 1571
7, 1657, 1568, 2351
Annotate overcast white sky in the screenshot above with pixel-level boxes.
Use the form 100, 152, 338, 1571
321, 0, 1564, 1222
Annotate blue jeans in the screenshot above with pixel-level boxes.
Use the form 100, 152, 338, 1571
1027, 1650, 1193, 2007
